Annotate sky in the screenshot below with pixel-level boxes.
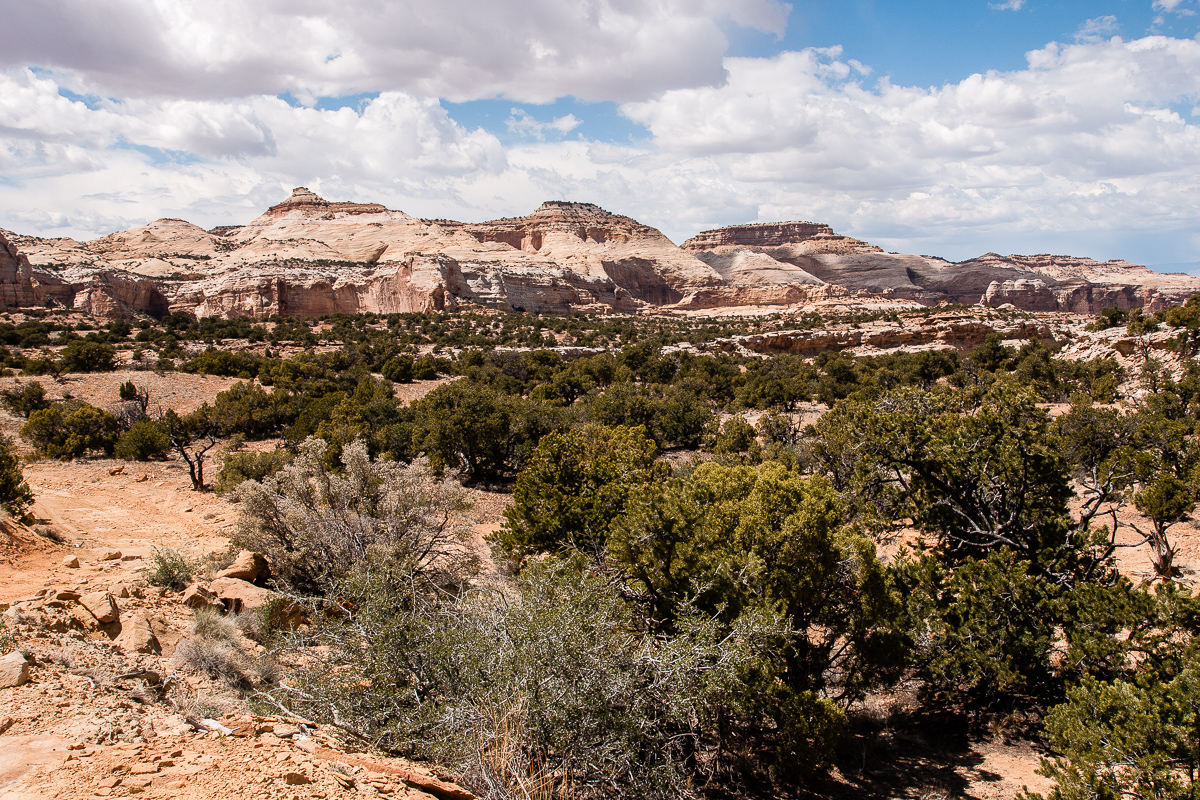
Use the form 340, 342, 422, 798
2, 1, 1200, 269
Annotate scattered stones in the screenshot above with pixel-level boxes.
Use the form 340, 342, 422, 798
214, 551, 268, 583
113, 614, 161, 655
62, 555, 79, 569
98, 549, 122, 561
0, 651, 31, 688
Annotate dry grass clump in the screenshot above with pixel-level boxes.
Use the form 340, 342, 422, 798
171, 606, 278, 689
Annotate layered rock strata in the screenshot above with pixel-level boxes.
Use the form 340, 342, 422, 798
1, 191, 1196, 319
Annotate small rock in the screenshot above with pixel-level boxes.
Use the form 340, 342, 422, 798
0, 716, 14, 734
198, 718, 233, 735
108, 465, 125, 476
62, 555, 79, 569
283, 772, 311, 785
98, 777, 121, 788
180, 584, 219, 610
114, 614, 161, 655
215, 551, 269, 583
129, 763, 158, 775
272, 723, 302, 739
98, 549, 122, 562
121, 553, 142, 561
79, 591, 119, 623
135, 474, 149, 483
0, 651, 31, 688
52, 589, 81, 601
164, 781, 186, 790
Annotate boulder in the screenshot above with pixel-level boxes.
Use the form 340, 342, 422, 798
98, 549, 122, 561
214, 551, 269, 583
79, 591, 119, 624
62, 555, 79, 569
0, 651, 31, 688
113, 614, 161, 655
207, 577, 301, 626
180, 584, 219, 610
68, 605, 102, 632
207, 577, 272, 615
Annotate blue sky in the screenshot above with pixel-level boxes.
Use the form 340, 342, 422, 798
1, 0, 1200, 269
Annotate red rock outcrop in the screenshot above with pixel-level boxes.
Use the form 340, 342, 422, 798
0, 230, 41, 308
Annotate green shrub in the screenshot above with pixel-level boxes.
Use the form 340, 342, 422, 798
115, 418, 172, 461
412, 356, 437, 380
0, 381, 49, 418
58, 339, 117, 372
0, 436, 34, 520
215, 448, 293, 493
710, 415, 756, 454
146, 547, 195, 590
21, 404, 119, 460
381, 355, 414, 383
497, 424, 660, 558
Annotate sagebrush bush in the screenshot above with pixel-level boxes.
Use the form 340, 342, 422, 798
284, 559, 784, 799
233, 437, 475, 592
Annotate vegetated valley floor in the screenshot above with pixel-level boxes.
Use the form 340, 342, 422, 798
0, 363, 1194, 800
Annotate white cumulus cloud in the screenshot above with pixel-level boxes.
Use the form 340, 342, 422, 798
0, 0, 790, 103
4, 32, 1200, 265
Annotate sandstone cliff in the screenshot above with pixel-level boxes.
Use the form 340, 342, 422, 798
1, 191, 1195, 319
682, 224, 1200, 313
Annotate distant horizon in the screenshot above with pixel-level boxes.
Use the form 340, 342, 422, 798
5, 184, 1198, 279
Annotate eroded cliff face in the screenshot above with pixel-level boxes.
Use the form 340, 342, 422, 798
0, 231, 40, 308
1, 192, 1196, 319
683, 223, 1200, 314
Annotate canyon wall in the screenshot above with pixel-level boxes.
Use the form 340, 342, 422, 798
1, 189, 1195, 319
